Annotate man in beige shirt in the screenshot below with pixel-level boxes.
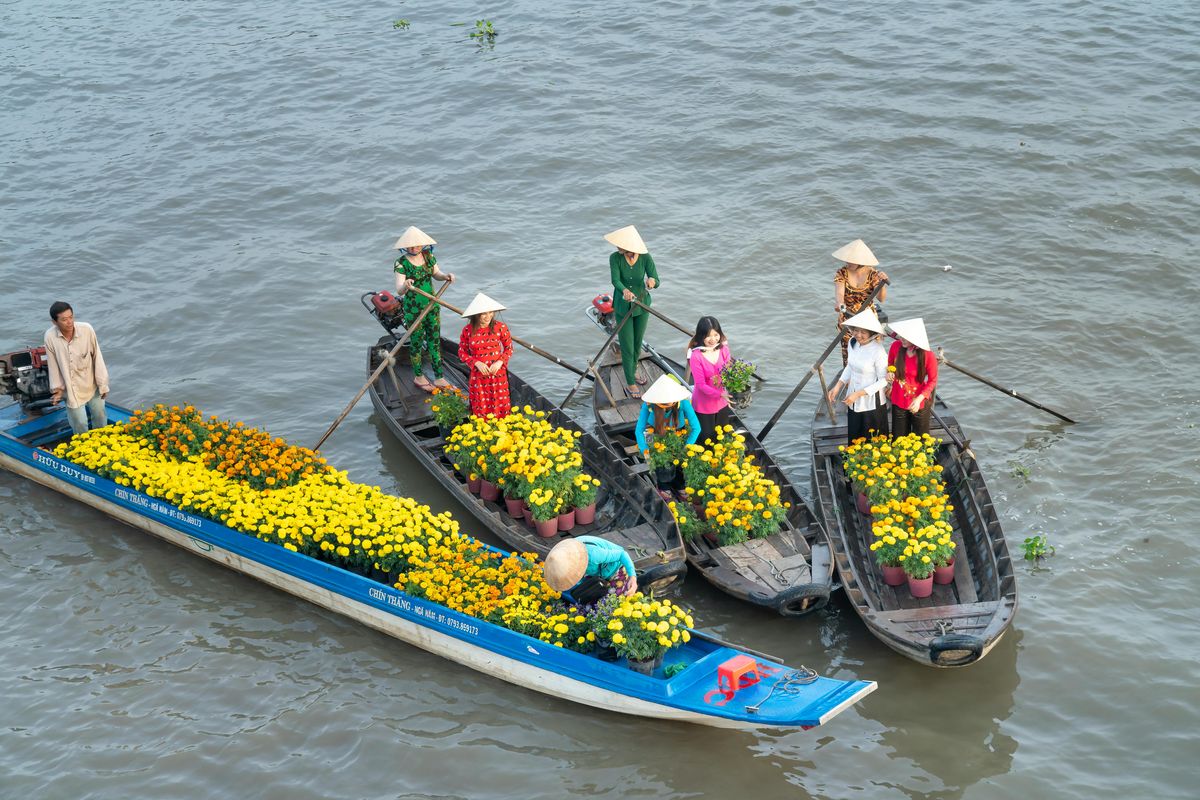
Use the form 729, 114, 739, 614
44, 301, 109, 434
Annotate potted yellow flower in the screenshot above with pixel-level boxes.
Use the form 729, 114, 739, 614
570, 472, 601, 525
593, 594, 694, 675
427, 387, 469, 440
526, 487, 564, 538
644, 426, 688, 488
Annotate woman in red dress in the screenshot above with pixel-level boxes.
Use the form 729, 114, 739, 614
886, 318, 938, 437
458, 293, 514, 419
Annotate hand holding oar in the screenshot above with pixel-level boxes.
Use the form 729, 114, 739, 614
630, 298, 765, 383
936, 347, 1076, 424
758, 280, 889, 441
406, 286, 593, 380
312, 282, 450, 451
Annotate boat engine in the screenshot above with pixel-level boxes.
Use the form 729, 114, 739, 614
587, 293, 616, 334
0, 346, 55, 415
361, 290, 407, 336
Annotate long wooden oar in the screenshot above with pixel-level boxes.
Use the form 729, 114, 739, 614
406, 286, 592, 380
758, 280, 890, 441
562, 307, 634, 407
630, 298, 765, 383
312, 282, 449, 451
936, 347, 1076, 424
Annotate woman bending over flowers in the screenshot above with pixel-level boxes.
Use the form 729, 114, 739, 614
543, 536, 637, 606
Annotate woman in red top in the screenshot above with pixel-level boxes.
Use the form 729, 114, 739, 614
457, 293, 514, 419
886, 318, 937, 437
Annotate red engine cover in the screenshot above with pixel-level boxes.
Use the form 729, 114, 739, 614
592, 293, 613, 314
372, 291, 401, 314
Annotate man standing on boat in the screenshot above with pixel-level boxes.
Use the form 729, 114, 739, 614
43, 301, 109, 434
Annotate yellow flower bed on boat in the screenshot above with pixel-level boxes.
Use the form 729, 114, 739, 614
51, 411, 582, 644
841, 433, 957, 577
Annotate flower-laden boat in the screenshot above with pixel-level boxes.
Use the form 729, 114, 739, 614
364, 294, 689, 597
0, 396, 876, 729
584, 306, 835, 616
809, 397, 1018, 667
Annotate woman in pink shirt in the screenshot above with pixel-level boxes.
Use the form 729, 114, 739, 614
687, 316, 732, 447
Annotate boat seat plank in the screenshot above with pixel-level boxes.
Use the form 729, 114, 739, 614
950, 530, 979, 604
721, 540, 811, 589
872, 600, 998, 625
603, 523, 669, 558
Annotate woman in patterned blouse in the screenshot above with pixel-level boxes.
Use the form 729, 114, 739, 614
832, 239, 888, 365
457, 293, 513, 419
393, 225, 455, 392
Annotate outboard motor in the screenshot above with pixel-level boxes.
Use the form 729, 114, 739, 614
0, 346, 55, 415
587, 293, 616, 334
361, 290, 407, 336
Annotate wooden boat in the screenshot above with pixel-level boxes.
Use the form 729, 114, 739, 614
583, 309, 834, 616
809, 395, 1018, 667
363, 302, 689, 596
0, 400, 876, 729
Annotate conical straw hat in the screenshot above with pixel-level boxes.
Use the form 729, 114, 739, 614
393, 225, 437, 250
841, 307, 884, 334
641, 374, 692, 405
603, 225, 648, 254
889, 318, 931, 351
543, 539, 588, 591
460, 293, 507, 318
831, 239, 879, 267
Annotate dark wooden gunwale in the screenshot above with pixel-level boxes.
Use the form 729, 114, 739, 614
588, 343, 834, 616
367, 334, 689, 594
809, 395, 1018, 666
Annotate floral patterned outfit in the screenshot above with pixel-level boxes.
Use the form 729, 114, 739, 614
834, 266, 885, 364
394, 253, 443, 378
458, 320, 513, 419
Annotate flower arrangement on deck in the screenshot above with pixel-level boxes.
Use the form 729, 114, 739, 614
841, 433, 957, 578
671, 426, 789, 547
445, 407, 597, 511
50, 406, 655, 654
427, 387, 470, 430
592, 593, 694, 662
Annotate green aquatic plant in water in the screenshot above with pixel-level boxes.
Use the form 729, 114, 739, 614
392, 19, 410, 30
1022, 534, 1054, 563
468, 19, 497, 42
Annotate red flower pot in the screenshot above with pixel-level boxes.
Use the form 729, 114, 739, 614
522, 506, 533, 526
504, 497, 525, 518
480, 479, 500, 502
574, 502, 597, 525
535, 518, 559, 538
557, 508, 576, 532
908, 574, 934, 598
466, 478, 481, 494
856, 492, 871, 515
881, 564, 906, 586
933, 559, 956, 585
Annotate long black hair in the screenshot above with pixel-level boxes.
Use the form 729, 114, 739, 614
688, 316, 725, 350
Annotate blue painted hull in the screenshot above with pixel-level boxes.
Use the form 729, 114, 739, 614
0, 401, 875, 729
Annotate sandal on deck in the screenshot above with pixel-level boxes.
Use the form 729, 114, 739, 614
432, 378, 452, 389
626, 385, 643, 399
414, 378, 436, 393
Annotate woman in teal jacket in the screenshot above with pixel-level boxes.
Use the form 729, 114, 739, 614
634, 375, 700, 500
605, 225, 659, 398
543, 536, 637, 605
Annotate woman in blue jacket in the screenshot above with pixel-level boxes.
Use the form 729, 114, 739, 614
543, 536, 637, 605
635, 375, 700, 501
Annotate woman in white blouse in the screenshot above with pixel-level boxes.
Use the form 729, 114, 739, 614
826, 307, 890, 444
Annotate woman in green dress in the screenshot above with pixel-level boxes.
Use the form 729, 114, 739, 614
605, 225, 659, 398
393, 225, 456, 391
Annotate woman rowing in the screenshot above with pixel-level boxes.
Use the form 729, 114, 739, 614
606, 225, 659, 399
832, 239, 888, 365
886, 318, 938, 436
457, 293, 513, 419
393, 225, 456, 392
635, 375, 700, 501
826, 307, 890, 444
542, 536, 637, 605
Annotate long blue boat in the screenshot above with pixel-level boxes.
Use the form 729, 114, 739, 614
0, 398, 876, 730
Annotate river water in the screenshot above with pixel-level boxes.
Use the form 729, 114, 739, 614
2, 1, 1198, 798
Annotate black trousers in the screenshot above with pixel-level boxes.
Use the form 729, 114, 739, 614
847, 405, 889, 444
696, 406, 734, 447
891, 401, 932, 437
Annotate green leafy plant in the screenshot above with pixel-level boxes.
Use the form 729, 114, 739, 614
468, 19, 497, 41
720, 358, 755, 395
427, 386, 469, 429
1008, 460, 1031, 481
392, 19, 410, 30
1023, 534, 1055, 563
643, 426, 688, 471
